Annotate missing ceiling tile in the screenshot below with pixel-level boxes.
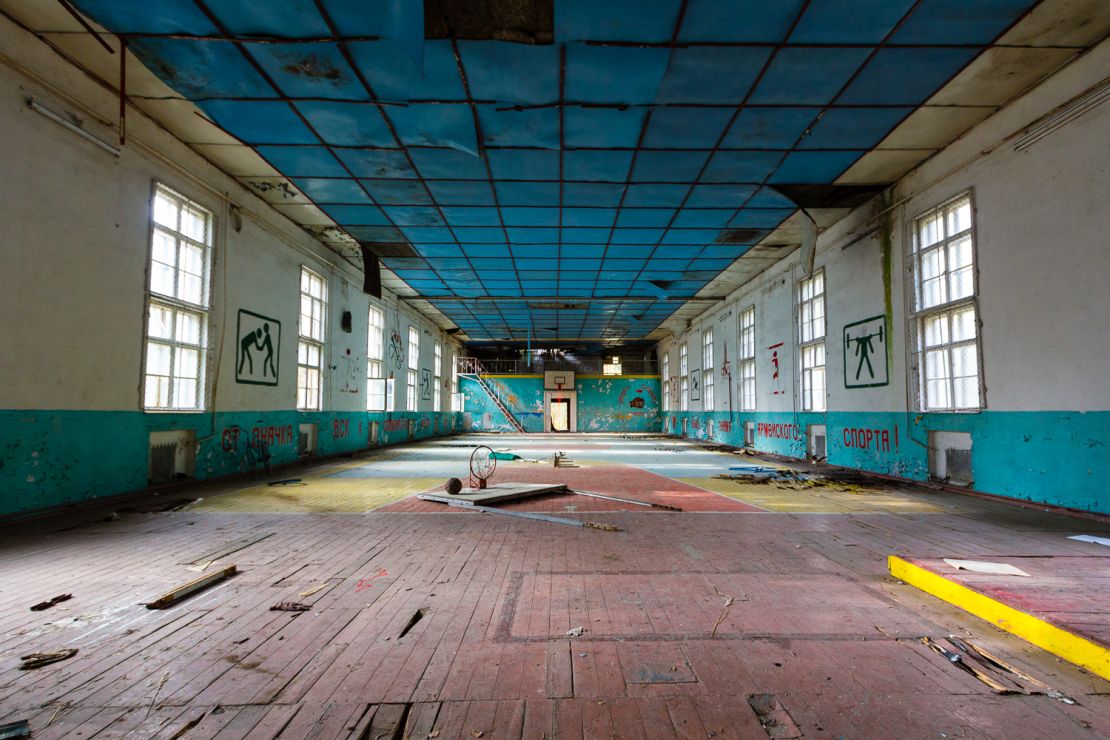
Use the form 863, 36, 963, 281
771, 184, 885, 209
426, 0, 554, 43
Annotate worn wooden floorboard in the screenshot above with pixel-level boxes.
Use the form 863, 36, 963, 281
0, 434, 1107, 737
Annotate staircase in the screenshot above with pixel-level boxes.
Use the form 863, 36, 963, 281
458, 361, 525, 433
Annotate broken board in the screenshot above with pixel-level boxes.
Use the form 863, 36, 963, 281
418, 482, 567, 506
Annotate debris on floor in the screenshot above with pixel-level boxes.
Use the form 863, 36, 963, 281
566, 626, 586, 637
489, 450, 520, 461
718, 466, 882, 494
747, 693, 803, 739
19, 648, 78, 670
30, 593, 72, 611
0, 719, 31, 738
267, 478, 303, 486
146, 565, 238, 609
1068, 534, 1110, 547
571, 488, 682, 511
298, 583, 328, 598
553, 452, 579, 468
943, 559, 1031, 577
270, 601, 311, 612
946, 635, 1076, 704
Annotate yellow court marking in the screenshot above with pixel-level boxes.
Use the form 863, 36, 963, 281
683, 477, 943, 513
889, 556, 1110, 682
185, 477, 442, 513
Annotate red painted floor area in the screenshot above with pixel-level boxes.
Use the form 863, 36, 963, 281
907, 555, 1110, 647
379, 462, 763, 513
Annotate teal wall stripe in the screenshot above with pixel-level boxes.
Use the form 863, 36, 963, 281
0, 409, 461, 516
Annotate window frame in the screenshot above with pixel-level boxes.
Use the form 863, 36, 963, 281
702, 329, 714, 412
679, 343, 689, 412
297, 266, 327, 411
142, 183, 214, 412
908, 191, 985, 412
367, 305, 385, 412
407, 326, 419, 412
433, 342, 442, 412
739, 305, 756, 412
661, 353, 670, 412
797, 269, 827, 413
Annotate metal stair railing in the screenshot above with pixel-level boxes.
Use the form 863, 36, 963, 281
457, 358, 525, 433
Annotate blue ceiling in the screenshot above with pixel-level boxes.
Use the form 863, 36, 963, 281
72, 0, 1039, 343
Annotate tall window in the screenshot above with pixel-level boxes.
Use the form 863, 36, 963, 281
798, 270, 826, 412
367, 306, 385, 412
739, 306, 756, 411
679, 343, 689, 412
433, 342, 442, 412
912, 192, 980, 410
407, 326, 419, 411
144, 185, 212, 410
661, 353, 670, 412
702, 330, 714, 411
298, 267, 327, 410
451, 351, 459, 411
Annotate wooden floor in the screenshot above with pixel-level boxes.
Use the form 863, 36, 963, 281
0, 434, 1107, 739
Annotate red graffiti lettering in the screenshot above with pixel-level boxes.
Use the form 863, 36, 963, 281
757, 422, 802, 440
841, 427, 896, 452
332, 419, 350, 439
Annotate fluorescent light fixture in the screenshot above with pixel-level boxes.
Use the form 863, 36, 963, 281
28, 99, 119, 157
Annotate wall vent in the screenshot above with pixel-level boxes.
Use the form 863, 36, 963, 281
369, 420, 380, 446
744, 421, 755, 447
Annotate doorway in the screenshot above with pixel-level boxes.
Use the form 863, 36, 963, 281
543, 390, 577, 432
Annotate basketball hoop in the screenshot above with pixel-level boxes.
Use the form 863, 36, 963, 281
469, 445, 496, 490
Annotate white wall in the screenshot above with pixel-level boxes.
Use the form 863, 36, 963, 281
0, 24, 461, 417
659, 38, 1110, 419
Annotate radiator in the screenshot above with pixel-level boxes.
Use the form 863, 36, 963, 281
149, 442, 177, 482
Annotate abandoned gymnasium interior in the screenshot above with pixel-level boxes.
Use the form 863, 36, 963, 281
0, 0, 1108, 737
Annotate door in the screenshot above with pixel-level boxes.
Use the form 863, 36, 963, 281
550, 398, 570, 432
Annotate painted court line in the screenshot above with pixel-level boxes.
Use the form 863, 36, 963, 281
888, 555, 1110, 682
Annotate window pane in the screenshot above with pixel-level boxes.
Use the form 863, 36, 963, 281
174, 378, 197, 408
926, 378, 949, 410
307, 343, 320, 365
175, 310, 201, 345
147, 374, 170, 407
149, 304, 174, 340
179, 272, 203, 305
153, 193, 178, 229
951, 307, 977, 342
923, 315, 949, 348
152, 229, 177, 265
947, 198, 972, 235
953, 375, 980, 408
917, 211, 942, 248
176, 347, 199, 379
921, 246, 944, 280
951, 343, 978, 379
147, 342, 172, 375
180, 242, 204, 277
925, 348, 950, 383
151, 261, 176, 297
181, 206, 208, 243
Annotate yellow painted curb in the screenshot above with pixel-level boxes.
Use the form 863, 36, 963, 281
888, 555, 1110, 682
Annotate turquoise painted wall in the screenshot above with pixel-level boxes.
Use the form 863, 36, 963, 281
578, 376, 661, 433
0, 409, 460, 517
665, 409, 1110, 514
461, 375, 662, 433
